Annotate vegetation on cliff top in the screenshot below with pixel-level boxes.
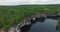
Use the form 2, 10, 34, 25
0, 5, 60, 29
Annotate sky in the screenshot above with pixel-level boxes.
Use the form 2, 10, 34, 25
0, 0, 60, 5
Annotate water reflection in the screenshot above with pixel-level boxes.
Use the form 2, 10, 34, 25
20, 17, 58, 32
47, 15, 58, 19
20, 25, 32, 32
56, 26, 58, 31
56, 25, 60, 32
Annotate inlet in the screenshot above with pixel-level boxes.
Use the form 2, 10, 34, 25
20, 17, 58, 32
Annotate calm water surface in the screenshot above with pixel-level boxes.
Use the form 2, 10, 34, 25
21, 18, 58, 32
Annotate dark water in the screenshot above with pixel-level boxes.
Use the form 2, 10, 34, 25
21, 18, 58, 32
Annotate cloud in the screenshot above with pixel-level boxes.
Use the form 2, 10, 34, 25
0, 0, 60, 5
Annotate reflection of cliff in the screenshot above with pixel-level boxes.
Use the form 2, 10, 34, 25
20, 25, 32, 32
36, 17, 46, 23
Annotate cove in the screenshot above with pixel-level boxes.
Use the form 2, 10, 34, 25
21, 18, 58, 32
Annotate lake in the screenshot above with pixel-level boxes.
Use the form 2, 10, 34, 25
21, 18, 58, 32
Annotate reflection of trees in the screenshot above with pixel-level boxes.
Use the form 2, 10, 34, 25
46, 15, 59, 19
56, 26, 58, 30
56, 26, 60, 32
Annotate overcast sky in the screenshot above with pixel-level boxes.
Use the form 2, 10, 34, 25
0, 0, 60, 5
